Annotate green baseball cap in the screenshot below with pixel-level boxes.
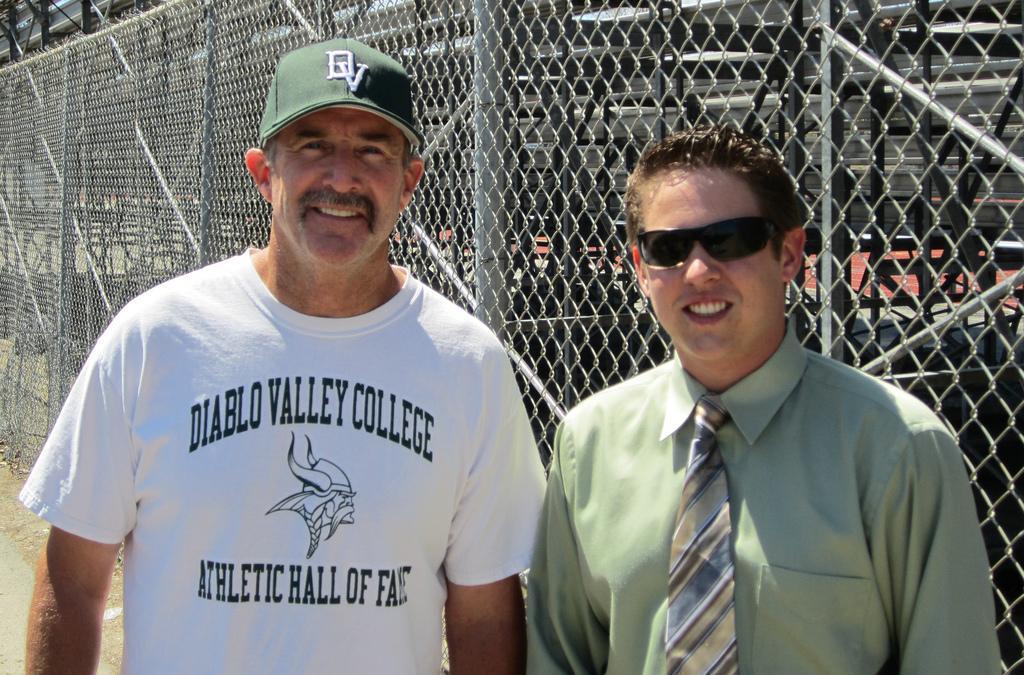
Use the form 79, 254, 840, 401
259, 38, 423, 149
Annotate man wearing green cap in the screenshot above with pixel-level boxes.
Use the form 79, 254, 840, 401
21, 38, 544, 674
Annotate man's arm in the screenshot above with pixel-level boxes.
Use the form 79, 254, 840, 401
526, 424, 607, 674
871, 428, 1001, 674
445, 575, 526, 674
26, 526, 120, 675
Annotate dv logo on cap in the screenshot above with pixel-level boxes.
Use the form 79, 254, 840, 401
326, 50, 368, 91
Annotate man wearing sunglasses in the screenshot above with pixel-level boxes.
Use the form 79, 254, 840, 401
527, 125, 998, 673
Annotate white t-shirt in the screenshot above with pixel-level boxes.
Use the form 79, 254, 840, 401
21, 251, 545, 674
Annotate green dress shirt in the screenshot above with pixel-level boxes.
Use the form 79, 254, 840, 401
527, 329, 999, 674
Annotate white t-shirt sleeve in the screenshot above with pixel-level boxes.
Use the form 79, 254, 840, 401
20, 321, 138, 545
442, 349, 545, 586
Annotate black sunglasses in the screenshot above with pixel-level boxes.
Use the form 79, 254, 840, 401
636, 217, 776, 268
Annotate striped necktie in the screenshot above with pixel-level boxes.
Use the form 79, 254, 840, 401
666, 394, 737, 674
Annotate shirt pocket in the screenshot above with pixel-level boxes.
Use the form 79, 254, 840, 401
751, 564, 877, 675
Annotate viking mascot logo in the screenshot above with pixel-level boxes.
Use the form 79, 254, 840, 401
267, 433, 356, 558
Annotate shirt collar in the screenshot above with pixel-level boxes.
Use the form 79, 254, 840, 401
659, 324, 807, 444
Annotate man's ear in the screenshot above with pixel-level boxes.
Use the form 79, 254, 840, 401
779, 227, 806, 284
399, 156, 425, 211
244, 148, 273, 203
632, 245, 651, 297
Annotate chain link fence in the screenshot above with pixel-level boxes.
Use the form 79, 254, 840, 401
1, 0, 1022, 669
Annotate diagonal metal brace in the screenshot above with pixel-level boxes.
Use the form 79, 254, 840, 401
0, 189, 47, 333
405, 217, 568, 421
863, 265, 1024, 377
134, 125, 201, 256
820, 13, 987, 269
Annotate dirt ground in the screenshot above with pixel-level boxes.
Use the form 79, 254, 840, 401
0, 456, 123, 673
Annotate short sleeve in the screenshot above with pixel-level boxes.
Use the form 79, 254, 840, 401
19, 322, 139, 545
442, 350, 545, 585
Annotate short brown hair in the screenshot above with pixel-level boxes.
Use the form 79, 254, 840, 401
623, 125, 803, 252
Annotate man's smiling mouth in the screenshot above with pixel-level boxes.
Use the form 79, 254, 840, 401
316, 206, 360, 218
687, 301, 728, 316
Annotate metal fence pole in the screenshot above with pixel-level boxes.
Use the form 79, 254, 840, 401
55, 51, 73, 426
198, 0, 217, 267
471, 0, 508, 336
817, 0, 844, 359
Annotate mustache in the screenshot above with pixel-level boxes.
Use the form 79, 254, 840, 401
300, 189, 376, 228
